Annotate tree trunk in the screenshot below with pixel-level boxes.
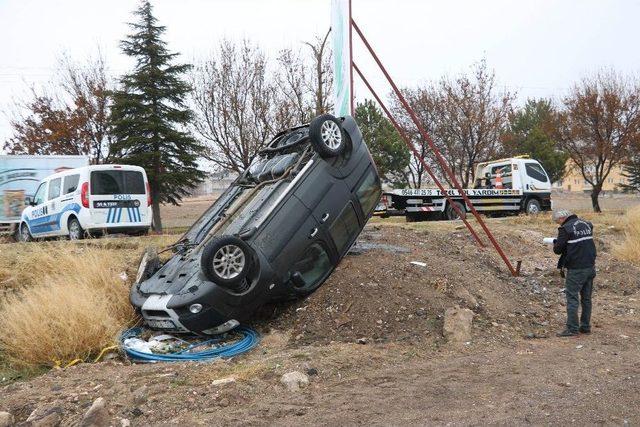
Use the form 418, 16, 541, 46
151, 193, 163, 233
590, 184, 602, 213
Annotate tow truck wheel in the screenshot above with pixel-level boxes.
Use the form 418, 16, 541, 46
309, 114, 346, 158
19, 223, 32, 242
446, 201, 466, 220
201, 235, 252, 291
525, 198, 541, 215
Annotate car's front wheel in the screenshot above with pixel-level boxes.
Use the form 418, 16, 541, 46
19, 223, 32, 242
525, 198, 541, 215
201, 235, 252, 291
309, 114, 346, 158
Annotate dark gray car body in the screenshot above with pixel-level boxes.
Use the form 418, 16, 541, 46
130, 116, 381, 334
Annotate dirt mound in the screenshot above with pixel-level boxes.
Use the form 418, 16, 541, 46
260, 224, 559, 346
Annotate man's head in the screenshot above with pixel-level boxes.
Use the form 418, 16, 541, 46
552, 209, 573, 225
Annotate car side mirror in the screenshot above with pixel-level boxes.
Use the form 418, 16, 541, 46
485, 172, 491, 178
290, 272, 306, 288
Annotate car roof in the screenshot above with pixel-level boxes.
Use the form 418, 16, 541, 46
44, 164, 146, 181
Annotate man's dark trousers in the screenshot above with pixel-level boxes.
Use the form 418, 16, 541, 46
565, 267, 596, 332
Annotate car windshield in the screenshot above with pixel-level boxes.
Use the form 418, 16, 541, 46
182, 141, 312, 246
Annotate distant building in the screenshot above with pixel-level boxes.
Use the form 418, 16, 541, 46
554, 160, 630, 193
191, 170, 238, 196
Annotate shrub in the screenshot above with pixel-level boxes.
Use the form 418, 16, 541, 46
612, 207, 640, 264
0, 243, 138, 370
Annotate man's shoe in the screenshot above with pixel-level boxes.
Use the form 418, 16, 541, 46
556, 329, 579, 337
579, 327, 591, 334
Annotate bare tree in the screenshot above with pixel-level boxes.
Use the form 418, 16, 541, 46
558, 70, 640, 212
275, 48, 311, 123
190, 40, 291, 173
192, 33, 333, 174
304, 29, 333, 116
4, 53, 113, 163
275, 28, 333, 124
60, 53, 113, 163
390, 85, 440, 188
390, 60, 513, 188
434, 59, 515, 187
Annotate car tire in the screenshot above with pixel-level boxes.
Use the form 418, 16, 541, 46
446, 201, 466, 220
136, 246, 161, 284
68, 217, 84, 240
201, 235, 252, 290
309, 114, 346, 158
525, 198, 541, 215
19, 223, 32, 242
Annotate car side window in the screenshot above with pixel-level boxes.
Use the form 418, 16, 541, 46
525, 163, 548, 182
355, 167, 382, 216
63, 174, 80, 194
33, 183, 46, 206
329, 202, 360, 255
291, 243, 332, 287
48, 178, 61, 200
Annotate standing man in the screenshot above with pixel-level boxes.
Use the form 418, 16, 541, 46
552, 210, 597, 337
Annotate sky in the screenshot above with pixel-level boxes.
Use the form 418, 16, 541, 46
1, 0, 640, 151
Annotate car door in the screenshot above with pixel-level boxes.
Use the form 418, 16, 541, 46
89, 168, 147, 226
255, 195, 320, 278
286, 241, 335, 294
294, 160, 351, 254
45, 177, 63, 235
26, 180, 50, 236
523, 162, 550, 192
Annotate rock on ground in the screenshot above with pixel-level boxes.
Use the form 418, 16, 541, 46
454, 287, 478, 308
211, 377, 236, 387
26, 404, 63, 427
79, 397, 109, 427
443, 306, 474, 343
0, 412, 14, 427
132, 385, 148, 405
280, 371, 310, 392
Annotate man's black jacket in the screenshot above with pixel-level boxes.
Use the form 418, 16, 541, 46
553, 214, 597, 269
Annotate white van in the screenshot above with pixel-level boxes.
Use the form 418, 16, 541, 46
19, 164, 152, 241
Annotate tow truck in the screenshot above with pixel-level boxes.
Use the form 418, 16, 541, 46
376, 156, 552, 221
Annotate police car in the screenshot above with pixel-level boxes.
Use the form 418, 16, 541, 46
19, 164, 152, 241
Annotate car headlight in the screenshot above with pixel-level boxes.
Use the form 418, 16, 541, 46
189, 303, 203, 314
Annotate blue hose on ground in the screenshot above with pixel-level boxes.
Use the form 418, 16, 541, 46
120, 326, 260, 362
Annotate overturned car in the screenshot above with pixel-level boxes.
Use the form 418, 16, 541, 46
130, 115, 382, 334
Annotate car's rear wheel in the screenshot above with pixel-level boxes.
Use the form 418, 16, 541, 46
19, 223, 32, 242
201, 235, 252, 290
309, 114, 346, 158
68, 217, 84, 240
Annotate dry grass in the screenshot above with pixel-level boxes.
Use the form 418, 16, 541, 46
612, 207, 640, 264
0, 235, 175, 370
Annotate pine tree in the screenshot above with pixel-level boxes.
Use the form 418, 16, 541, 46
503, 99, 568, 183
621, 155, 640, 193
355, 100, 410, 188
110, 1, 204, 232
